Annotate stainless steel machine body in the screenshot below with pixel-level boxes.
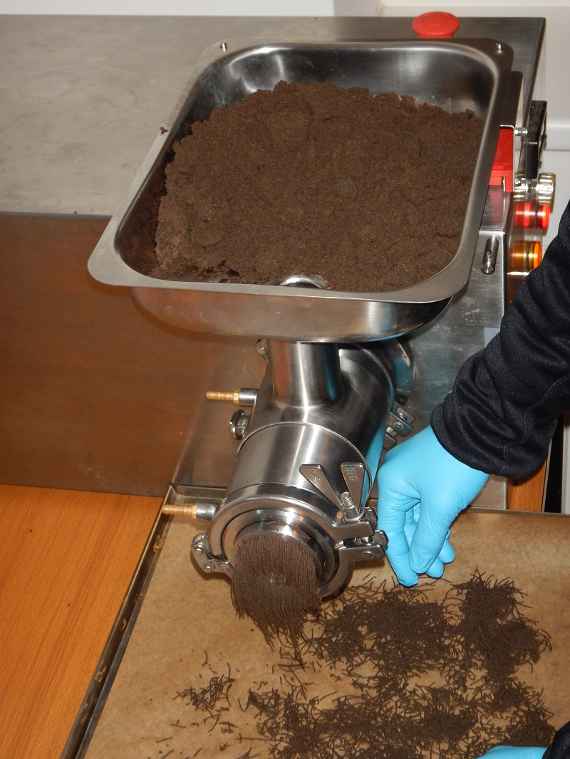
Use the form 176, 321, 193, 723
88, 17, 547, 590
192, 339, 413, 596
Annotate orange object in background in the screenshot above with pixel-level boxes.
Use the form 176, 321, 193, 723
506, 240, 543, 304
508, 239, 543, 273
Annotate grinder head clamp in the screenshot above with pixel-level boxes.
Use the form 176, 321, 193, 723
191, 458, 389, 599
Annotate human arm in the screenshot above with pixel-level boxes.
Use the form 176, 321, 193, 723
433, 201, 570, 480
378, 201, 570, 581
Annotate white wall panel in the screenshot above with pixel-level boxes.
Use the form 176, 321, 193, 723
0, 0, 383, 12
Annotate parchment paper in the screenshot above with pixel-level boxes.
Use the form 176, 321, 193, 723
85, 512, 570, 759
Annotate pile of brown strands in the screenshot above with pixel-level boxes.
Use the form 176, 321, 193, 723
231, 532, 320, 641
180, 571, 554, 758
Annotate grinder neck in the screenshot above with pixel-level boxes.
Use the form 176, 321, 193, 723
268, 340, 344, 406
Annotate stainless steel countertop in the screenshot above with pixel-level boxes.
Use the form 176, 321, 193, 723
0, 15, 542, 216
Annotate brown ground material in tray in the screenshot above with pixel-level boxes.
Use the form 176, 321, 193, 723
154, 81, 482, 292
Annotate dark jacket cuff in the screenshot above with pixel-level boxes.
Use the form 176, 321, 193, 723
544, 722, 570, 759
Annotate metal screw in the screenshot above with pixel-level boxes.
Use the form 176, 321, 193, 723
496, 42, 503, 54
339, 491, 360, 521
513, 173, 530, 202
220, 41, 228, 52
207, 390, 239, 404
162, 502, 217, 520
393, 405, 414, 426
373, 531, 388, 549
514, 126, 528, 138
536, 172, 556, 208
481, 237, 499, 275
256, 339, 268, 359
206, 388, 257, 406
229, 409, 250, 440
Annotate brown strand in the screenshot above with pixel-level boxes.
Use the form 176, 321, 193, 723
182, 572, 555, 758
231, 532, 320, 643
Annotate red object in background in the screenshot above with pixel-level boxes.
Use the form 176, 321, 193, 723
514, 201, 551, 231
490, 128, 514, 193
538, 204, 551, 231
412, 12, 460, 38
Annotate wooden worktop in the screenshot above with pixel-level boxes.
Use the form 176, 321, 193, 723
0, 485, 160, 759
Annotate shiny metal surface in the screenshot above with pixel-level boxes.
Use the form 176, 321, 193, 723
204, 484, 385, 597
89, 36, 513, 342
192, 532, 233, 577
481, 237, 500, 275
161, 501, 218, 520
229, 409, 250, 440
270, 341, 344, 405
133, 287, 447, 343
300, 464, 345, 510
406, 185, 510, 426
194, 341, 400, 596
239, 343, 395, 481
340, 462, 366, 510
232, 423, 372, 503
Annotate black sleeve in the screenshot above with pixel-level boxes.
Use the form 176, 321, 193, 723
545, 721, 570, 759
432, 201, 570, 480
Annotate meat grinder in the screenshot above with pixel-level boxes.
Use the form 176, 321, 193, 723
88, 20, 553, 597
190, 332, 414, 597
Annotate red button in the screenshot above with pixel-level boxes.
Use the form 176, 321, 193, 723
412, 12, 460, 38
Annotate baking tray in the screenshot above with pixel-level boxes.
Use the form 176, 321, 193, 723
78, 510, 570, 758
88, 37, 513, 342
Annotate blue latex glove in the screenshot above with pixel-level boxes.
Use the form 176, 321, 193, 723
476, 748, 546, 758
377, 426, 489, 586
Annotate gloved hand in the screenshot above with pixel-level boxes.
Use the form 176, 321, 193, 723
377, 426, 489, 586
478, 721, 569, 759
476, 748, 546, 758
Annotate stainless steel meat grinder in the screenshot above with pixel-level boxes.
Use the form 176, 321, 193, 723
88, 21, 551, 597
192, 334, 413, 597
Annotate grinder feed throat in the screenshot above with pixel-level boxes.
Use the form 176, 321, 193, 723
192, 337, 413, 628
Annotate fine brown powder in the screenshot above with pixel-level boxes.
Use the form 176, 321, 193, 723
154, 81, 482, 292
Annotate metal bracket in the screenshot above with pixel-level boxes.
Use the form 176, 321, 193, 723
524, 100, 547, 179
229, 409, 250, 440
338, 530, 388, 562
299, 463, 344, 509
384, 403, 414, 450
513, 172, 555, 207
191, 533, 233, 578
340, 462, 365, 510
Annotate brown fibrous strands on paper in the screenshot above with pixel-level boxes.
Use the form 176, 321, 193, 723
179, 571, 554, 758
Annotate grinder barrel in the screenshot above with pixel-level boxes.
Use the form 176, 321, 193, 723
192, 339, 413, 612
